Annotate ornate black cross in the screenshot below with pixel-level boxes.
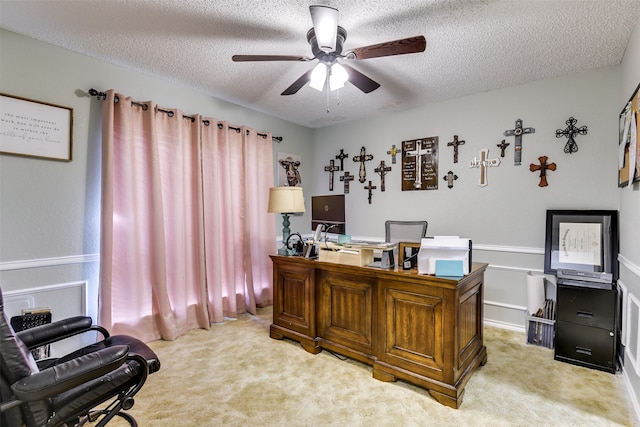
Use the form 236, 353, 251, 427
443, 171, 458, 189
529, 156, 556, 187
497, 139, 510, 157
364, 180, 376, 204
447, 135, 465, 163
374, 160, 392, 191
352, 146, 374, 183
503, 119, 535, 166
387, 144, 398, 164
555, 117, 587, 154
339, 171, 355, 194
335, 149, 349, 171
324, 159, 340, 191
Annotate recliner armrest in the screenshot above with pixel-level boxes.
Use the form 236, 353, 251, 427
11, 345, 129, 401
17, 316, 109, 349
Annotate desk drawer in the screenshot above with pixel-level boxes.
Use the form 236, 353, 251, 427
556, 285, 615, 329
555, 321, 616, 372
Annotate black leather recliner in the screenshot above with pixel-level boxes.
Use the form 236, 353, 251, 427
0, 287, 160, 427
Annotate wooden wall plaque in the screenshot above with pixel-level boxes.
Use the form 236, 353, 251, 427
401, 137, 438, 191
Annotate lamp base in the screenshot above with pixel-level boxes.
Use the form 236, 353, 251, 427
278, 246, 290, 256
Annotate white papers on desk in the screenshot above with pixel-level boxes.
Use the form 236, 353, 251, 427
417, 236, 471, 275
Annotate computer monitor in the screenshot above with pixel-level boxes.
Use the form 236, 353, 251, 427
311, 194, 346, 235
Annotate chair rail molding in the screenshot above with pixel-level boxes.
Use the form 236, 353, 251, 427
0, 253, 100, 271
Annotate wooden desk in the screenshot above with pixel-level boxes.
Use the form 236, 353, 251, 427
270, 255, 488, 409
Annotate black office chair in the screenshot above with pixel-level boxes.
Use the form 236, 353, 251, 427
0, 287, 160, 427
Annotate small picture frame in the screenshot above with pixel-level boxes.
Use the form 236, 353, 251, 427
618, 83, 639, 186
398, 241, 421, 270
0, 93, 73, 161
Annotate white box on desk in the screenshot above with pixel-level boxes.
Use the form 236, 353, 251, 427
417, 236, 471, 275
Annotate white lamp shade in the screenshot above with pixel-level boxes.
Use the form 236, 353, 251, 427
268, 186, 305, 213
309, 63, 327, 91
329, 63, 349, 90
310, 5, 338, 52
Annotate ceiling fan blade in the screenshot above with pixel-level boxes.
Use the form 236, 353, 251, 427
232, 55, 311, 62
309, 5, 338, 52
346, 35, 426, 60
281, 68, 314, 95
341, 64, 380, 94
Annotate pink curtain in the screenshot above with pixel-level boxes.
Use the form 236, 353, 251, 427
99, 90, 275, 341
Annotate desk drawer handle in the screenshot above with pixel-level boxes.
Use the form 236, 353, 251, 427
575, 346, 592, 356
577, 311, 593, 318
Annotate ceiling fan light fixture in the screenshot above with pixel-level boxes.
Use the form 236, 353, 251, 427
329, 63, 348, 91
309, 5, 338, 52
309, 63, 327, 91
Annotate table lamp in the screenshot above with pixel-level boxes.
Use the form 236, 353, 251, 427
268, 186, 305, 255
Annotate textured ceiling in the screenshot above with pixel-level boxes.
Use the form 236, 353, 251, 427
1, 0, 639, 128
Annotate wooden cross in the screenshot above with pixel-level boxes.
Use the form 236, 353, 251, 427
443, 171, 458, 189
339, 171, 355, 194
497, 139, 510, 157
387, 144, 398, 164
468, 148, 500, 187
555, 117, 587, 154
364, 180, 376, 204
335, 149, 349, 171
352, 146, 374, 183
529, 156, 556, 187
324, 159, 340, 191
447, 135, 465, 163
503, 118, 535, 166
374, 160, 392, 191
405, 141, 431, 189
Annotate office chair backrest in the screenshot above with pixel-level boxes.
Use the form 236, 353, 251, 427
385, 220, 428, 244
0, 288, 49, 427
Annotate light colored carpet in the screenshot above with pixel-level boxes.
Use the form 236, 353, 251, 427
105, 306, 636, 426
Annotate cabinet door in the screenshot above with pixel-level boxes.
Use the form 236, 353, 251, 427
319, 270, 374, 357
273, 261, 315, 338
555, 321, 616, 373
379, 283, 447, 381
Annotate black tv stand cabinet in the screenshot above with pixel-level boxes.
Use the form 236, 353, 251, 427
554, 281, 619, 374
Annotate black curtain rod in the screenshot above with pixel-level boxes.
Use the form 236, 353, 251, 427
88, 88, 282, 142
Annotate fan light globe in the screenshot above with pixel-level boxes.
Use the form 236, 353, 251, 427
309, 63, 327, 91
329, 63, 349, 90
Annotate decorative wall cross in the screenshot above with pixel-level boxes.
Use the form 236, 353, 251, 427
324, 159, 340, 191
468, 148, 500, 187
364, 180, 376, 204
497, 139, 510, 157
374, 160, 392, 191
339, 171, 355, 193
555, 117, 587, 154
443, 171, 458, 189
529, 156, 556, 187
352, 146, 374, 183
503, 119, 535, 165
447, 135, 465, 163
335, 149, 349, 171
387, 144, 398, 164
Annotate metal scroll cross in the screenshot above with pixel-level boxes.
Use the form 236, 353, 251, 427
352, 146, 374, 183
335, 149, 349, 171
468, 148, 500, 187
496, 139, 510, 157
374, 160, 392, 191
529, 156, 556, 187
387, 144, 398, 164
324, 160, 340, 191
364, 180, 376, 204
447, 135, 465, 163
503, 119, 535, 165
443, 171, 458, 189
339, 171, 355, 194
555, 117, 587, 154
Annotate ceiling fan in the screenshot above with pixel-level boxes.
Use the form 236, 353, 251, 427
232, 5, 426, 96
